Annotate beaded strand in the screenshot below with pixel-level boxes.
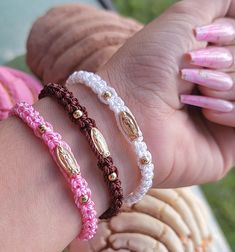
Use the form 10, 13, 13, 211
67, 71, 154, 205
13, 102, 97, 240
39, 84, 123, 219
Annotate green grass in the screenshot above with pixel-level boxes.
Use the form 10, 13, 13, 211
202, 170, 235, 250
114, 0, 178, 24
114, 0, 235, 250
4, 55, 30, 73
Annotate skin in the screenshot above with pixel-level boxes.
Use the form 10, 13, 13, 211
182, 16, 235, 127
1, 0, 235, 251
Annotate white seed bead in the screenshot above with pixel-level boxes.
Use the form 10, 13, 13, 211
66, 70, 155, 205
111, 96, 125, 107
133, 141, 148, 157
140, 162, 154, 172
81, 71, 90, 80
68, 73, 76, 85
111, 106, 121, 114
91, 83, 106, 94
141, 171, 154, 181
141, 167, 154, 176
109, 97, 125, 113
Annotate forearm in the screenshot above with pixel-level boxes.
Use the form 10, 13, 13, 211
0, 70, 139, 251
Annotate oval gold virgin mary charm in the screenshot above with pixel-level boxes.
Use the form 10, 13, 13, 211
55, 145, 80, 176
90, 128, 110, 158
119, 111, 141, 141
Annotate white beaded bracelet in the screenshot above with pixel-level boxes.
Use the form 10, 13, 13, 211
66, 70, 154, 205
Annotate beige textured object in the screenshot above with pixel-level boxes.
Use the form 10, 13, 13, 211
26, 4, 143, 84
68, 188, 215, 252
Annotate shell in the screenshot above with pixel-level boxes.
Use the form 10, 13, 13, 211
26, 4, 143, 84
68, 187, 214, 252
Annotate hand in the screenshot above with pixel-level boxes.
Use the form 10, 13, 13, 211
180, 20, 235, 126
98, 0, 235, 187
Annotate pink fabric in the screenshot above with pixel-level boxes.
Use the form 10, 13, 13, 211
13, 102, 98, 240
2, 66, 42, 94
0, 66, 42, 120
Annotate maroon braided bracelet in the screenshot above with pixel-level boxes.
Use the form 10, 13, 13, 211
39, 83, 123, 219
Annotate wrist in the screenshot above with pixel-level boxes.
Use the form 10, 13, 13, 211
0, 65, 140, 251
67, 69, 155, 205
68, 71, 140, 198
34, 70, 139, 244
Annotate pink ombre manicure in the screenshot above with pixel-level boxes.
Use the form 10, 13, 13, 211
180, 95, 233, 112
187, 47, 233, 69
181, 69, 233, 91
195, 22, 235, 43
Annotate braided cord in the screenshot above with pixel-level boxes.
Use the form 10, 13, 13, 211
13, 102, 97, 240
39, 84, 123, 219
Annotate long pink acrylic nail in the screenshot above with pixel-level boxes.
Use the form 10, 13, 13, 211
180, 95, 233, 112
195, 22, 235, 44
181, 69, 233, 91
187, 48, 233, 69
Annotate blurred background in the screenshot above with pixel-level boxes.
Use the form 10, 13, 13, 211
0, 0, 234, 250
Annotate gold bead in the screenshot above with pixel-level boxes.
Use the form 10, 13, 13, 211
102, 91, 112, 100
108, 172, 117, 181
73, 109, 83, 119
91, 128, 110, 158
140, 156, 151, 165
55, 145, 80, 176
80, 195, 89, 204
38, 124, 47, 134
119, 111, 141, 141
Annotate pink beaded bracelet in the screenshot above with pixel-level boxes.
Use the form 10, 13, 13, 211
12, 102, 97, 240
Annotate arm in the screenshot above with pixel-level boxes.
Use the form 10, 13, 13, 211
1, 0, 235, 250
0, 75, 139, 252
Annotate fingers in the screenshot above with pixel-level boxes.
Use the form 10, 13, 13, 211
202, 106, 235, 127
180, 14, 235, 127
186, 47, 234, 70
180, 68, 235, 126
197, 73, 235, 100
195, 18, 235, 45
185, 1, 235, 126
181, 69, 233, 91
180, 95, 233, 113
180, 68, 235, 127
181, 95, 235, 127
186, 19, 235, 72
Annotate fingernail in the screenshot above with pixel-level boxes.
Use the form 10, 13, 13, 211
180, 95, 233, 112
187, 48, 233, 69
181, 69, 233, 91
195, 22, 235, 43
